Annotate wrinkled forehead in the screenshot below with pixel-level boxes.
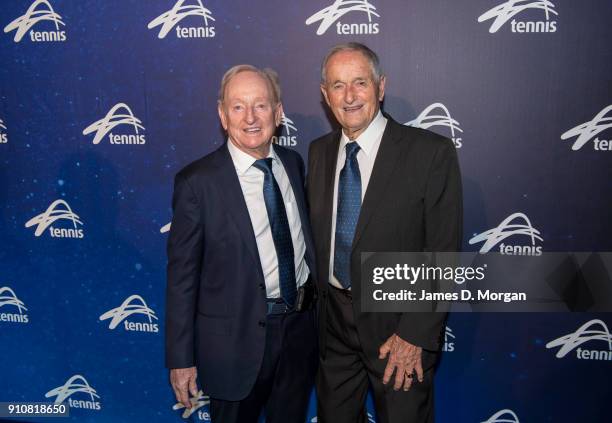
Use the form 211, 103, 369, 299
224, 71, 275, 103
324, 50, 376, 82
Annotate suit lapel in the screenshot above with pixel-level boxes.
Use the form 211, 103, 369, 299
352, 119, 402, 249
213, 145, 265, 280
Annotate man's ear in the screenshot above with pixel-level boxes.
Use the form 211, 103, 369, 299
217, 102, 228, 131
274, 102, 283, 127
320, 84, 331, 107
377, 75, 386, 102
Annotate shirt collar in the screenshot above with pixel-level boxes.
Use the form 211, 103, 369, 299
227, 139, 278, 175
340, 110, 387, 156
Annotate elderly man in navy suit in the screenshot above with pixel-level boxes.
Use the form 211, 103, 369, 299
165, 65, 317, 423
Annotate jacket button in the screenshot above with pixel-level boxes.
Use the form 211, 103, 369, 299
259, 283, 265, 290
258, 320, 266, 327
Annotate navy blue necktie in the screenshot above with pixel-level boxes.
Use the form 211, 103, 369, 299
253, 158, 297, 307
334, 142, 361, 289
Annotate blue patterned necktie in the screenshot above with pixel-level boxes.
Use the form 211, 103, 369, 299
253, 158, 297, 307
334, 142, 361, 289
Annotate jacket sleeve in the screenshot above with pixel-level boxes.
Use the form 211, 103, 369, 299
165, 172, 204, 368
306, 140, 317, 195
396, 139, 463, 351
296, 149, 306, 182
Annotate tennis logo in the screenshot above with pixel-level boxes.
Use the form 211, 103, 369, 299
45, 375, 101, 410
404, 103, 464, 148
481, 409, 520, 423
0, 119, 7, 144
0, 286, 29, 324
478, 0, 557, 33
99, 295, 159, 333
148, 0, 216, 39
83, 103, 146, 145
306, 0, 380, 35
172, 390, 210, 420
25, 199, 84, 239
272, 113, 298, 147
443, 326, 455, 352
469, 212, 543, 256
561, 105, 612, 151
546, 319, 612, 361
4, 0, 67, 42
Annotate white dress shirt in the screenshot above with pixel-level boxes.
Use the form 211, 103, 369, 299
227, 140, 309, 298
329, 111, 388, 289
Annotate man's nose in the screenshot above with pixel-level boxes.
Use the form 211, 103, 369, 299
245, 107, 256, 124
344, 86, 355, 104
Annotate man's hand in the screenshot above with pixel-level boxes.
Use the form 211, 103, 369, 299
379, 334, 423, 391
170, 367, 198, 408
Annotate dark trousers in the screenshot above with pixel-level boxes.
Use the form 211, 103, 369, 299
316, 287, 435, 423
210, 309, 317, 423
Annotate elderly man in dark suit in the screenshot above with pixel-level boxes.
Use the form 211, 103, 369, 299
308, 43, 462, 423
165, 64, 317, 423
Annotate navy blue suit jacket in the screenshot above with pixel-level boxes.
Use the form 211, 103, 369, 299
165, 143, 316, 401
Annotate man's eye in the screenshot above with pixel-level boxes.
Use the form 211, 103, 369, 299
233, 105, 243, 111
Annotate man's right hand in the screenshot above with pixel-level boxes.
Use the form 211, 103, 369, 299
170, 367, 198, 408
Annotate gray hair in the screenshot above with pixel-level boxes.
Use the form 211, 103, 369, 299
218, 64, 281, 105
320, 42, 383, 84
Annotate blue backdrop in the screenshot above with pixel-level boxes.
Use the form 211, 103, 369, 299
1, 1, 611, 422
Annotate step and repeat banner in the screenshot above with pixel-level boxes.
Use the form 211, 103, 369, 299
1, 1, 611, 422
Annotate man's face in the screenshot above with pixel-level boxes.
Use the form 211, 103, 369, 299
321, 50, 386, 140
218, 71, 282, 159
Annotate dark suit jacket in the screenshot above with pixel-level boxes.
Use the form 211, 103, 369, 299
165, 143, 316, 401
307, 116, 462, 370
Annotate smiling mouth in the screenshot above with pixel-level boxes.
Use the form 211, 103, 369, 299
343, 105, 363, 113
244, 127, 262, 134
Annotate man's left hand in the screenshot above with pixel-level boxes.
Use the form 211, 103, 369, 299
379, 334, 423, 391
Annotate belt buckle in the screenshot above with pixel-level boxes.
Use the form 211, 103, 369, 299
266, 299, 290, 315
